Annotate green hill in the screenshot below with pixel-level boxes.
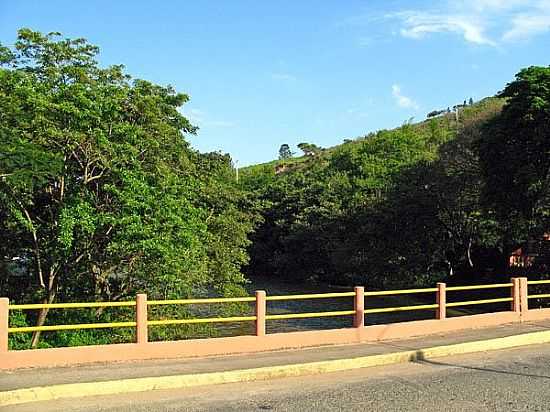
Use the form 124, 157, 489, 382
239, 77, 548, 289
241, 97, 504, 179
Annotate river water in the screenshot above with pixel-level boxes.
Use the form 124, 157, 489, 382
206, 277, 442, 338
180, 277, 511, 339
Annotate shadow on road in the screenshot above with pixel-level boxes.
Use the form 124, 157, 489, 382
410, 349, 550, 380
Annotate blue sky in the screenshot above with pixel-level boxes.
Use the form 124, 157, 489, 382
1, 1, 549, 165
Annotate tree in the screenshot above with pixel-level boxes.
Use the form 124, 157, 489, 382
469, 97, 474, 105
0, 29, 255, 347
278, 144, 293, 160
478, 66, 550, 263
297, 142, 322, 157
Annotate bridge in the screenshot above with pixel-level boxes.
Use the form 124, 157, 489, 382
2, 277, 550, 408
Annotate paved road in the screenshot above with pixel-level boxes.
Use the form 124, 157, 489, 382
6, 343, 550, 412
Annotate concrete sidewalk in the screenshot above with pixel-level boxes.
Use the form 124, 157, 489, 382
2, 319, 550, 393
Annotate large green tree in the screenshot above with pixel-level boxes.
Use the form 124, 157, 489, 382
0, 29, 254, 346
478, 66, 550, 261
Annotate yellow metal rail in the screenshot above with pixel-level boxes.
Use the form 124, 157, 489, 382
446, 297, 512, 307
364, 304, 438, 314
9, 301, 136, 310
527, 280, 550, 285
364, 288, 437, 296
266, 292, 356, 301
5, 280, 533, 337
528, 293, 550, 299
265, 310, 356, 320
446, 283, 512, 291
8, 321, 137, 333
148, 316, 257, 326
148, 297, 255, 305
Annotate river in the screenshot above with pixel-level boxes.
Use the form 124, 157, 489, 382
205, 277, 472, 338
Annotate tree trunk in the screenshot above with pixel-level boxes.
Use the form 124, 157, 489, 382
467, 237, 474, 268
30, 290, 56, 348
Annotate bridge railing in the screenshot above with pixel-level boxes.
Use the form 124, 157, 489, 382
527, 279, 550, 303
1, 277, 548, 351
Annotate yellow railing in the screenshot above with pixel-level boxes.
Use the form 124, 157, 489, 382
266, 311, 356, 320
9, 301, 136, 310
148, 316, 257, 326
446, 283, 512, 291
364, 304, 439, 314
147, 297, 256, 305
7, 300, 138, 334
4, 280, 523, 338
265, 292, 355, 301
527, 279, 550, 301
364, 288, 437, 296
8, 322, 137, 333
446, 297, 513, 307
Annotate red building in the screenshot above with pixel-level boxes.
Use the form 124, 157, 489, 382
509, 233, 550, 268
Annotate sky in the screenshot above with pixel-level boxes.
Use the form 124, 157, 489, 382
1, 1, 549, 166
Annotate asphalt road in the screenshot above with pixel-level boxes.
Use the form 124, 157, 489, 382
6, 343, 550, 412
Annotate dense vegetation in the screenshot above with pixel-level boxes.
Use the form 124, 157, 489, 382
241, 69, 549, 288
0, 29, 548, 348
0, 30, 256, 347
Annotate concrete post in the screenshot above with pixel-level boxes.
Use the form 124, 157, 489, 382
136, 294, 148, 344
255, 290, 266, 337
436, 283, 446, 320
353, 287, 365, 328
511, 278, 521, 313
0, 298, 9, 353
519, 277, 529, 316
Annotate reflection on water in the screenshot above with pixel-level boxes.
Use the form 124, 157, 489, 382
176, 276, 512, 340
205, 277, 465, 338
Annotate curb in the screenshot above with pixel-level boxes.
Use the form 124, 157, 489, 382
3, 329, 550, 407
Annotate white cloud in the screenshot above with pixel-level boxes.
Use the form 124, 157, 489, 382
502, 11, 550, 40
392, 84, 419, 110
387, 0, 550, 46
394, 11, 495, 45
460, 0, 532, 12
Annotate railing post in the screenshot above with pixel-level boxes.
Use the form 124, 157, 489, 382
511, 278, 521, 313
0, 298, 8, 353
136, 293, 148, 344
353, 287, 365, 328
519, 277, 529, 316
436, 283, 446, 320
255, 290, 266, 337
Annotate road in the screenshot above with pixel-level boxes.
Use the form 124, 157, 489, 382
6, 343, 550, 412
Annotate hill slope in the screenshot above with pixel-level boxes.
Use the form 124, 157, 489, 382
241, 97, 504, 179
238, 91, 548, 288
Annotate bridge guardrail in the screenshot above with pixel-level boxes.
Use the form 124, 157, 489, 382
527, 279, 550, 300
1, 277, 546, 352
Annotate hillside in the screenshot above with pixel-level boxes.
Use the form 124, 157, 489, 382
241, 97, 505, 179
239, 82, 548, 288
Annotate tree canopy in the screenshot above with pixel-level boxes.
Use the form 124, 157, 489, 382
278, 144, 293, 160
0, 29, 256, 346
242, 83, 548, 287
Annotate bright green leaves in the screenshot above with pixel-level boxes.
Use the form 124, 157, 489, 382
58, 201, 96, 251
0, 28, 256, 329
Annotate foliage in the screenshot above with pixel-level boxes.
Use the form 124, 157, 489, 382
478, 66, 550, 256
241, 96, 535, 287
0, 29, 256, 347
278, 144, 293, 160
297, 142, 322, 156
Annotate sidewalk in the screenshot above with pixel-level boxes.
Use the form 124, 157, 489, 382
3, 319, 550, 393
